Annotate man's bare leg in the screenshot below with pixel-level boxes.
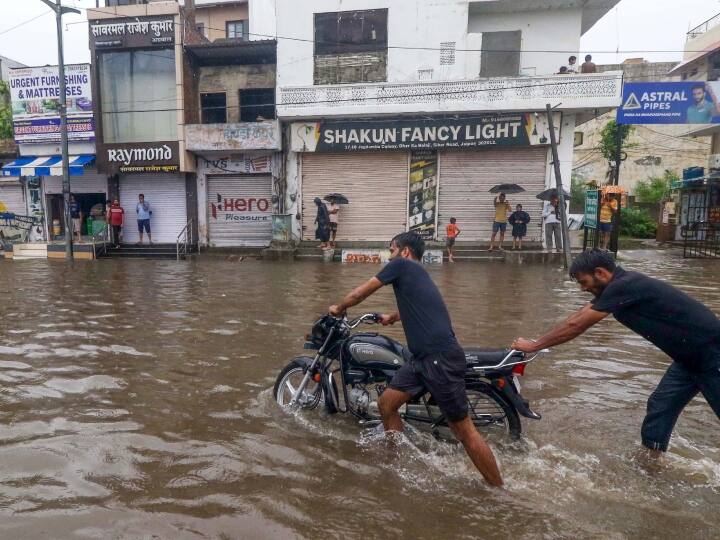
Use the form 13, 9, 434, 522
378, 387, 413, 433
488, 231, 497, 251
448, 415, 503, 487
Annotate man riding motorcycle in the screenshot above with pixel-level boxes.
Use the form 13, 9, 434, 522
329, 232, 503, 487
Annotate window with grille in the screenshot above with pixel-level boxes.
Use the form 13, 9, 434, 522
226, 20, 247, 40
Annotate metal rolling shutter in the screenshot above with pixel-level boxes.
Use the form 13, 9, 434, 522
119, 174, 187, 244
0, 182, 26, 215
207, 174, 273, 247
43, 168, 107, 194
301, 152, 408, 241
437, 148, 547, 241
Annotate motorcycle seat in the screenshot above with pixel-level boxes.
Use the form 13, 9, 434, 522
464, 348, 523, 367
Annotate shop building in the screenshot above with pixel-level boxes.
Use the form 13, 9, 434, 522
271, 0, 623, 245
87, 1, 202, 245
184, 39, 281, 248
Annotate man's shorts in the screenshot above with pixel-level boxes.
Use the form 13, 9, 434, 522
389, 348, 469, 422
329, 222, 338, 232
72, 218, 81, 233
137, 219, 151, 234
445, 237, 456, 247
599, 222, 612, 233
492, 221, 507, 234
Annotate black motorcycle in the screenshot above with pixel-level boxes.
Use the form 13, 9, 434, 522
274, 313, 546, 439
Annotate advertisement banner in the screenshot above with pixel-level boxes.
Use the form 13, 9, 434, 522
408, 150, 438, 239
617, 82, 720, 124
9, 64, 94, 144
99, 141, 180, 174
291, 113, 560, 152
585, 190, 599, 229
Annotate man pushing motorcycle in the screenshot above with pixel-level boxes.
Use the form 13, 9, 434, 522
329, 232, 503, 487
512, 249, 720, 456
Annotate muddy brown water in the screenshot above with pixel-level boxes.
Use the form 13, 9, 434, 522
0, 251, 718, 539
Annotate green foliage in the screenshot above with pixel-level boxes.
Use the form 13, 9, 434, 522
599, 120, 634, 162
620, 207, 657, 238
634, 170, 679, 203
570, 173, 587, 213
0, 81, 12, 140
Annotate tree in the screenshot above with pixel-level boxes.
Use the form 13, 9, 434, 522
570, 173, 587, 213
599, 120, 634, 185
0, 81, 13, 140
634, 170, 678, 203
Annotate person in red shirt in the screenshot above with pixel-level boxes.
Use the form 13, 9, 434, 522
445, 217, 461, 263
107, 198, 125, 248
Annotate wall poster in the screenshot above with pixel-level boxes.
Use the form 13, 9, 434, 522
408, 150, 438, 239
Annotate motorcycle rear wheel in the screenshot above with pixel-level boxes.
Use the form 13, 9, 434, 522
274, 360, 323, 410
465, 382, 522, 440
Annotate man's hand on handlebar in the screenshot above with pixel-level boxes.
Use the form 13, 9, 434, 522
511, 337, 538, 353
379, 313, 399, 326
328, 305, 344, 317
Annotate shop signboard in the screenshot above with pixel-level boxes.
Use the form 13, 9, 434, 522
290, 113, 561, 152
341, 249, 390, 264
89, 16, 175, 49
408, 150, 438, 239
585, 189, 599, 229
8, 64, 94, 144
617, 82, 720, 124
199, 155, 272, 175
99, 141, 180, 174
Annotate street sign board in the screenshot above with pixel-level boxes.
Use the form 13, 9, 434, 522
617, 82, 720, 124
585, 190, 599, 229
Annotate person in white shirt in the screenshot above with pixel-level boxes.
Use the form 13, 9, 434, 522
543, 196, 562, 252
565, 55, 578, 73
327, 202, 340, 247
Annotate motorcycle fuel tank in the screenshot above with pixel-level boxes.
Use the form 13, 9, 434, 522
345, 334, 405, 370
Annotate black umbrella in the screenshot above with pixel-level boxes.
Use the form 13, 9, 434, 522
536, 187, 570, 201
489, 183, 525, 194
324, 193, 349, 205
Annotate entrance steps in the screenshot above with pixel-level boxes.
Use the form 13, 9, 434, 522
8, 243, 47, 260
98, 243, 195, 260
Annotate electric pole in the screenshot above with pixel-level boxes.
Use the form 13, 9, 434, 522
546, 104, 572, 269
38, 0, 81, 261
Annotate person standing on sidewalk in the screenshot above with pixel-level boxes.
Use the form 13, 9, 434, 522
136, 194, 152, 245
445, 217, 460, 262
488, 193, 511, 251
108, 198, 125, 248
69, 194, 83, 243
599, 193, 619, 250
543, 195, 562, 253
327, 201, 340, 247
508, 204, 531, 250
512, 249, 720, 457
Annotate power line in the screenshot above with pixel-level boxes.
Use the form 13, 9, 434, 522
0, 11, 53, 37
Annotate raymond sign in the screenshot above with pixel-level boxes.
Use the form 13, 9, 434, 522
9, 64, 94, 143
585, 190, 599, 229
90, 17, 175, 49
618, 82, 720, 124
291, 113, 560, 152
100, 141, 179, 173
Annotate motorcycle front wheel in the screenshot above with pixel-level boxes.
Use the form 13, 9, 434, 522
273, 359, 323, 410
465, 382, 522, 440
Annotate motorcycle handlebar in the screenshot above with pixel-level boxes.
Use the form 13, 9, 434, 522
344, 312, 381, 328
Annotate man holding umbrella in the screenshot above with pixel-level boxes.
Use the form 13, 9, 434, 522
488, 184, 524, 252
324, 193, 348, 247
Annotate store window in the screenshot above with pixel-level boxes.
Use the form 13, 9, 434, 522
480, 31, 521, 77
239, 88, 275, 122
227, 20, 247, 40
201, 92, 227, 124
313, 9, 388, 85
196, 22, 206, 38
99, 49, 177, 143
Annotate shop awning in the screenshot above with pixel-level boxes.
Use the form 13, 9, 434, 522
1, 155, 95, 177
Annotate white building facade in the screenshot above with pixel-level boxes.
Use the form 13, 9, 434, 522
263, 0, 623, 244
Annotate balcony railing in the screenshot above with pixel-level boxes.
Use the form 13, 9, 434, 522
277, 72, 623, 118
688, 12, 720, 40
185, 120, 281, 152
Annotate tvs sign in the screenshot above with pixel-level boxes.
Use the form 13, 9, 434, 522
210, 193, 271, 223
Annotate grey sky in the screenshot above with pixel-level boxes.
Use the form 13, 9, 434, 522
0, 0, 718, 68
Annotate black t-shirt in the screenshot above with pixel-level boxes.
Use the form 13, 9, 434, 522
376, 257, 459, 357
591, 266, 720, 367
69, 202, 80, 219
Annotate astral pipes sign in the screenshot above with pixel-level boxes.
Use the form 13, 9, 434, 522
291, 113, 560, 152
617, 82, 720, 124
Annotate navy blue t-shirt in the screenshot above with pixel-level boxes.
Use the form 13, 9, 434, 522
376, 257, 459, 357
591, 266, 720, 367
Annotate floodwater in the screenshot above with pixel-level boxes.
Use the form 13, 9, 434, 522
0, 251, 718, 539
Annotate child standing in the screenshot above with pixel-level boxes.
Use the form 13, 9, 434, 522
508, 204, 531, 250
446, 217, 460, 262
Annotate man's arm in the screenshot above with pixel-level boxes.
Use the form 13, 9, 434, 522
329, 277, 385, 316
511, 303, 609, 353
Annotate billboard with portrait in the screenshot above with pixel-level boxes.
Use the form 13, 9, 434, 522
617, 81, 720, 124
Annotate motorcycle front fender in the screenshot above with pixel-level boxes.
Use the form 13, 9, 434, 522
500, 378, 542, 420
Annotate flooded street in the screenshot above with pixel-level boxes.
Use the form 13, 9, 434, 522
0, 252, 718, 539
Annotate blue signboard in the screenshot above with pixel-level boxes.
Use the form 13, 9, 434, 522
617, 82, 720, 125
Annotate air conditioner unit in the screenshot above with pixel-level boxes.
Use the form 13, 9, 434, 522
709, 154, 720, 169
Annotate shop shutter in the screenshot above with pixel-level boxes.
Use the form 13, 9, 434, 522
301, 152, 408, 241
207, 175, 273, 247
0, 182, 26, 215
43, 168, 108, 195
119, 174, 187, 244
437, 148, 547, 241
